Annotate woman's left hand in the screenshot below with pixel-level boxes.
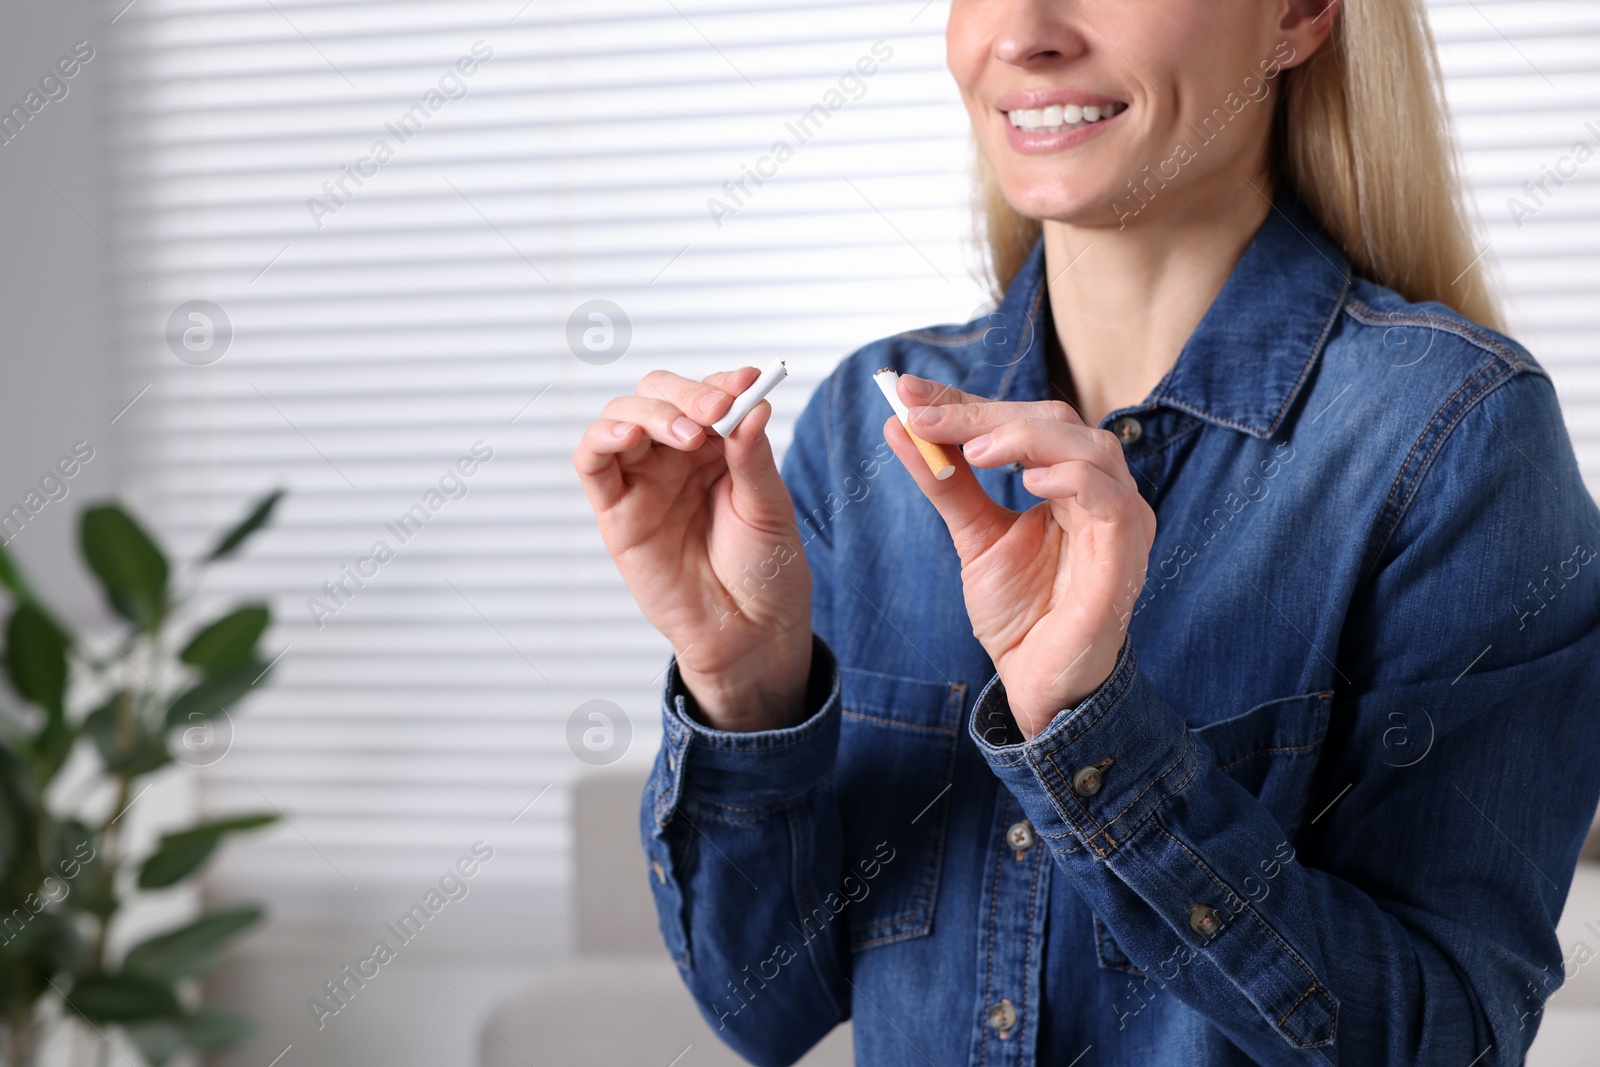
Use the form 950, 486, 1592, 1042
884, 373, 1157, 739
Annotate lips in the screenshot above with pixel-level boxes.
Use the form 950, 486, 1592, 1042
998, 96, 1127, 154
995, 89, 1126, 112
992, 87, 1129, 153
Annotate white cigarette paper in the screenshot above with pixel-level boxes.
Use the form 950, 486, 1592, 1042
873, 368, 957, 480
712, 358, 788, 437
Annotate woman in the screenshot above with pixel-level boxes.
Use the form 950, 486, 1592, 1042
575, 0, 1600, 1063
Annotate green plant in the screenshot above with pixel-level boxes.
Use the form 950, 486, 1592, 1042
0, 491, 285, 1066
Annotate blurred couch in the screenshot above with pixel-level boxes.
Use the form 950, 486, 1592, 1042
479, 771, 853, 1065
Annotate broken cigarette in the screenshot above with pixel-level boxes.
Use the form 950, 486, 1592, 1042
712, 358, 788, 437
873, 368, 957, 481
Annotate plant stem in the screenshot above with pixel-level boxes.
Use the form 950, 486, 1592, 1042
5, 1006, 39, 1067
89, 772, 131, 972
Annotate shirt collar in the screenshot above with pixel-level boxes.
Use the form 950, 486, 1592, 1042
971, 189, 1351, 438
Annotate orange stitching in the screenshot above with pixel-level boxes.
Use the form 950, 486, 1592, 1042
1366, 359, 1511, 584
1262, 268, 1351, 436
1343, 298, 1532, 370
1277, 981, 1318, 1027
1217, 739, 1323, 771
1085, 733, 1202, 853
1063, 728, 1198, 853
1154, 819, 1337, 1046
841, 708, 958, 737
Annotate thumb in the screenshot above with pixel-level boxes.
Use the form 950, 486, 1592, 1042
717, 399, 795, 531
883, 415, 1011, 564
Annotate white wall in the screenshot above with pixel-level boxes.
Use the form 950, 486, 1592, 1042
0, 3, 119, 582
0, 4, 203, 1065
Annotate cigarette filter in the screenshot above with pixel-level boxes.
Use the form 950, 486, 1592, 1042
712, 358, 788, 437
873, 368, 957, 481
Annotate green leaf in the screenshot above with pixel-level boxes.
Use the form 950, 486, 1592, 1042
122, 905, 264, 982
53, 819, 112, 918
127, 1009, 255, 1065
65, 973, 179, 1021
84, 695, 169, 778
0, 740, 37, 872
179, 1008, 255, 1049
79, 505, 170, 629
206, 489, 283, 562
179, 605, 269, 673
0, 902, 59, 960
135, 836, 213, 891
164, 657, 269, 732
29, 908, 87, 976
83, 695, 126, 766
125, 1020, 184, 1066
0, 541, 46, 615
31, 709, 75, 785
5, 603, 70, 715
137, 814, 278, 889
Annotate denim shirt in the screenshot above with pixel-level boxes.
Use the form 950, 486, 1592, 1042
639, 192, 1600, 1066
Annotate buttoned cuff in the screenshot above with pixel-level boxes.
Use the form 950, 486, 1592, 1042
648, 632, 841, 831
967, 634, 1199, 858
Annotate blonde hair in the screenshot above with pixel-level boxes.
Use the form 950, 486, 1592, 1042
973, 0, 1506, 333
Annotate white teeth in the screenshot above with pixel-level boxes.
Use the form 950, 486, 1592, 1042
1006, 101, 1124, 133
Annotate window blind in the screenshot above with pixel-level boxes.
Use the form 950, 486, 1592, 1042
111, 0, 987, 938
1430, 0, 1600, 487
111, 0, 1600, 945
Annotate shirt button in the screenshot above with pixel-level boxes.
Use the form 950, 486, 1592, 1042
1111, 415, 1143, 446
984, 998, 1017, 1036
1071, 765, 1104, 797
1189, 903, 1223, 938
1005, 820, 1035, 853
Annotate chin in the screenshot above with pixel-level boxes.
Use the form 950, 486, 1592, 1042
989, 165, 1120, 227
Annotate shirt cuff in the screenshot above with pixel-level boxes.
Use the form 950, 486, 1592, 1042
966, 634, 1199, 858
647, 632, 841, 831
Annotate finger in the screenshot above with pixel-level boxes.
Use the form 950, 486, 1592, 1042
702, 366, 763, 394
882, 414, 1012, 564
708, 395, 796, 530
573, 417, 651, 510
905, 396, 1085, 444
575, 366, 770, 515
895, 373, 993, 408
1020, 459, 1140, 523
897, 372, 1086, 428
635, 366, 760, 425
961, 418, 1137, 490
602, 395, 717, 450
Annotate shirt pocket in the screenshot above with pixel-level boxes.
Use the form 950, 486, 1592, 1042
835, 665, 967, 951
1190, 690, 1333, 839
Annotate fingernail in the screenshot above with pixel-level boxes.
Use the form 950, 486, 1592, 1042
902, 376, 932, 399
612, 422, 636, 438
672, 416, 701, 442
964, 433, 991, 458
909, 406, 943, 427
697, 390, 724, 415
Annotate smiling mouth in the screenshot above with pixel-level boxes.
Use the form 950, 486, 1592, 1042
1004, 101, 1128, 135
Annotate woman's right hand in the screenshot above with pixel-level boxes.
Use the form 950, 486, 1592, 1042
574, 366, 814, 732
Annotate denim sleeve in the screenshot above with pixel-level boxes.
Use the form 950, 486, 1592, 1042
639, 373, 852, 1066
969, 369, 1600, 1064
